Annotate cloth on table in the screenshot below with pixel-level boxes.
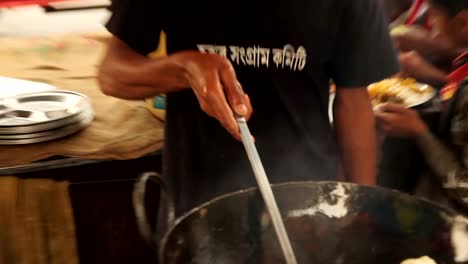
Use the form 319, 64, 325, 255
0, 33, 164, 167
0, 176, 79, 264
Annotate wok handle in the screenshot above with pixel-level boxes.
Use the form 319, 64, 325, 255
133, 172, 176, 248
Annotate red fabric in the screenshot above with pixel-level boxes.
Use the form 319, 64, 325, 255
405, 0, 426, 25
0, 0, 68, 7
453, 51, 468, 68
449, 52, 468, 83
441, 52, 468, 100
404, 0, 433, 31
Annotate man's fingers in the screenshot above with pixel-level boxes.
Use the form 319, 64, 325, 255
375, 113, 393, 133
375, 112, 394, 124
379, 103, 406, 113
187, 53, 253, 141
191, 69, 241, 140
243, 94, 253, 120
218, 60, 251, 117
375, 112, 387, 122
392, 36, 403, 50
381, 123, 392, 133
220, 118, 241, 141
207, 78, 242, 140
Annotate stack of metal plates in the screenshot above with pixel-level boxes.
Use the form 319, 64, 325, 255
0, 90, 94, 145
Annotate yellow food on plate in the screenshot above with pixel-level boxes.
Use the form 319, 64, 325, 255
400, 256, 437, 264
368, 77, 431, 108
391, 25, 412, 36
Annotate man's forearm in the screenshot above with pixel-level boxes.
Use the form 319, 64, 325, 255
334, 89, 377, 185
416, 132, 460, 184
98, 37, 189, 100
416, 131, 468, 206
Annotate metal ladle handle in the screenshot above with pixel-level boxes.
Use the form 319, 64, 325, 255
236, 116, 298, 264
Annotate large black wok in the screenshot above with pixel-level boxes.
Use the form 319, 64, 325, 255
133, 172, 468, 264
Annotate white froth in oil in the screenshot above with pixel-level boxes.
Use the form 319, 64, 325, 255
287, 184, 349, 219
451, 216, 468, 263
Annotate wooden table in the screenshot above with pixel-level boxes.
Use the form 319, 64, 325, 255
5, 153, 162, 264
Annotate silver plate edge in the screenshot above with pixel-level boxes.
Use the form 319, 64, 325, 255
368, 81, 438, 110
0, 105, 93, 134
0, 90, 92, 129
0, 112, 94, 145
0, 110, 94, 139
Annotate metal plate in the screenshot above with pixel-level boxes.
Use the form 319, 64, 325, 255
0, 90, 92, 134
0, 110, 93, 139
0, 90, 91, 126
404, 83, 437, 108
368, 80, 437, 109
0, 76, 56, 99
0, 111, 94, 145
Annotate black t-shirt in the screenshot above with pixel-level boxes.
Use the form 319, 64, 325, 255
107, 0, 399, 216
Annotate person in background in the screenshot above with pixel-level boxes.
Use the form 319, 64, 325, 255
99, 0, 398, 226
394, 26, 465, 67
382, 0, 414, 24
406, 0, 430, 26
376, 0, 468, 211
398, 50, 449, 87
391, 0, 466, 86
391, 0, 466, 63
384, 0, 439, 29
377, 0, 466, 193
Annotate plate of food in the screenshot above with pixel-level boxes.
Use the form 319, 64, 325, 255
368, 77, 437, 109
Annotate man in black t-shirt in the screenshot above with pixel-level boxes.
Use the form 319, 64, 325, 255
99, 0, 399, 217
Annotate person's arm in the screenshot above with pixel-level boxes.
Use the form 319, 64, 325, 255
99, 38, 252, 139
381, 0, 413, 22
416, 132, 468, 205
394, 29, 468, 64
100, 0, 179, 99
398, 51, 449, 87
417, 84, 468, 206
334, 88, 377, 185
98, 37, 188, 99
100, 1, 252, 139
331, 0, 400, 185
376, 91, 468, 206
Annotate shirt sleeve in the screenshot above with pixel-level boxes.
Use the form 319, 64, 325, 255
416, 83, 468, 207
106, 0, 162, 55
331, 0, 400, 88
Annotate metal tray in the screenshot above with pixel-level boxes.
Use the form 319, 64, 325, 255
0, 111, 94, 145
0, 90, 92, 134
0, 110, 93, 139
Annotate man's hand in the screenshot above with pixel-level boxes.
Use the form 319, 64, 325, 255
393, 26, 440, 59
393, 28, 461, 63
99, 38, 252, 141
399, 51, 448, 86
174, 51, 253, 140
375, 103, 428, 138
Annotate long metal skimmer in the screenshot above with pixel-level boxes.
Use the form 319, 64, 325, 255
236, 116, 298, 264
